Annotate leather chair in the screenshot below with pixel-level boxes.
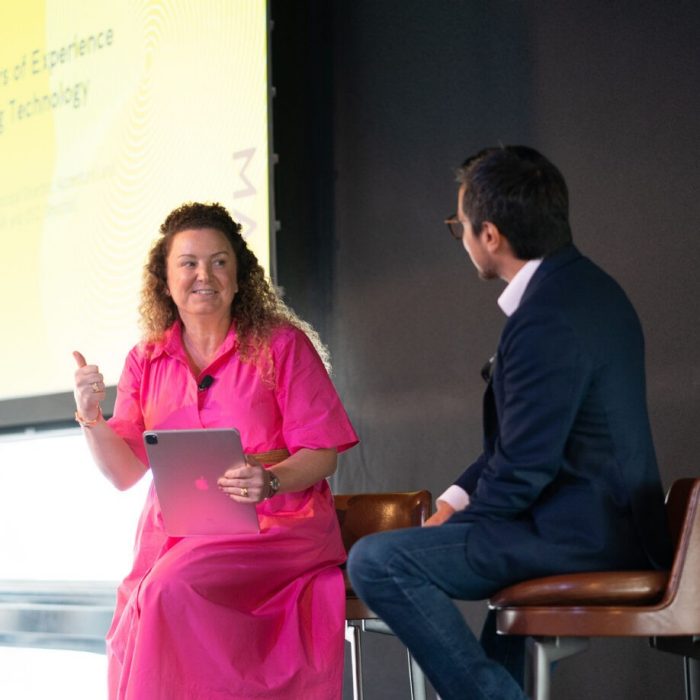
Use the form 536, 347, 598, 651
490, 478, 700, 700
335, 490, 432, 700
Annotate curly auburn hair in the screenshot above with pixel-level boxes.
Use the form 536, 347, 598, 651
139, 202, 330, 374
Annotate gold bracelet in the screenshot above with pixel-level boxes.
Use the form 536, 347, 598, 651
75, 405, 103, 428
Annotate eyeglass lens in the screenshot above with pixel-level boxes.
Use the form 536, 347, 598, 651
445, 215, 462, 240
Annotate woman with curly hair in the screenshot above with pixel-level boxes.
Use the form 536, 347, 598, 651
72, 202, 358, 699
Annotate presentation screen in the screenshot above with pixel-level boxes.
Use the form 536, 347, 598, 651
0, 1, 271, 427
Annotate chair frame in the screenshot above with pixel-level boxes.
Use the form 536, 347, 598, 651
336, 490, 432, 700
490, 478, 700, 700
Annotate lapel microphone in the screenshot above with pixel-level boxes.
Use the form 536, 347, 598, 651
198, 375, 215, 391
481, 356, 495, 383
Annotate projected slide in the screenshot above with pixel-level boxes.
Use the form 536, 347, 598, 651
0, 1, 270, 404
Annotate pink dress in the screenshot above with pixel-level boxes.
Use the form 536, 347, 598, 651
105, 321, 358, 700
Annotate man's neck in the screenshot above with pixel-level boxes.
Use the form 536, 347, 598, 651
499, 257, 528, 284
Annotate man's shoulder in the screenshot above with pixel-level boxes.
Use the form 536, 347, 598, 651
508, 247, 643, 357
525, 247, 631, 311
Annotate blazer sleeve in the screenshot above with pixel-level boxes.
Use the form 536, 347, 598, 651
458, 307, 591, 521
454, 453, 488, 494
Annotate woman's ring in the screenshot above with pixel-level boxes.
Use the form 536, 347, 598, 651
240, 487, 248, 498
91, 382, 101, 393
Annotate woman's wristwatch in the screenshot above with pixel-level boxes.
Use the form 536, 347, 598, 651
266, 473, 280, 499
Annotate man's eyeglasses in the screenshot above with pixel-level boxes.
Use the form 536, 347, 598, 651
444, 215, 462, 241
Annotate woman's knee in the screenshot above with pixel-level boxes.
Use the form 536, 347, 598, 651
137, 559, 193, 608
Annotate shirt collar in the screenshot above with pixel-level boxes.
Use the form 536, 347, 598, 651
497, 258, 543, 316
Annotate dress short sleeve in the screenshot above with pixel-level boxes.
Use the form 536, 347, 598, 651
107, 345, 148, 465
271, 327, 358, 455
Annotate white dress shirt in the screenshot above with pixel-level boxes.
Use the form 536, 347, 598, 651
437, 258, 543, 512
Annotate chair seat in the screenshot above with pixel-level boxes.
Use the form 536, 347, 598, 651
492, 479, 700, 640
490, 570, 669, 608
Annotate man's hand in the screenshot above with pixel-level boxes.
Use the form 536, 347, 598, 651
423, 500, 456, 527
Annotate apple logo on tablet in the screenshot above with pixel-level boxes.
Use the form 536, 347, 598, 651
195, 476, 209, 491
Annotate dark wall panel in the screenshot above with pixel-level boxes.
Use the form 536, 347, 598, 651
273, 1, 700, 698
328, 0, 700, 500
330, 1, 700, 700
330, 0, 536, 495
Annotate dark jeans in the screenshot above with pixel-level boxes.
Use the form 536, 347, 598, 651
347, 524, 527, 700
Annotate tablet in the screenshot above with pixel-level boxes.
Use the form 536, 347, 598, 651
143, 428, 260, 536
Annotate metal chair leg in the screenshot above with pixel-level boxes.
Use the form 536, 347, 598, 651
349, 619, 428, 700
525, 636, 589, 700
345, 622, 364, 700
651, 634, 700, 700
686, 656, 700, 700
407, 650, 427, 700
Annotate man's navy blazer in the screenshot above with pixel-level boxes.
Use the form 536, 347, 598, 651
450, 245, 672, 586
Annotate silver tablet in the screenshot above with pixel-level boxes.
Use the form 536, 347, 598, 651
143, 428, 260, 536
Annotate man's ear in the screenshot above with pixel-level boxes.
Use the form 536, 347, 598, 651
480, 221, 503, 253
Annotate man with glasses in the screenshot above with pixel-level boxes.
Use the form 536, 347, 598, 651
348, 146, 671, 700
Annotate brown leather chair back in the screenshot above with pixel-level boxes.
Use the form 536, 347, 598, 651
655, 478, 700, 622
334, 490, 432, 555
336, 491, 433, 700
666, 478, 697, 550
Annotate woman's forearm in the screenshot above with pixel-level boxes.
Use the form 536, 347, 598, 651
80, 419, 148, 490
268, 447, 337, 494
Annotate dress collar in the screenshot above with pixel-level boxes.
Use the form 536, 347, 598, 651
149, 319, 238, 364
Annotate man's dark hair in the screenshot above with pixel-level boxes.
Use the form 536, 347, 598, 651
457, 146, 572, 259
